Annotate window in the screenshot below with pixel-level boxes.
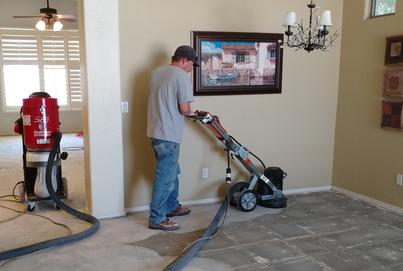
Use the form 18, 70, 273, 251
236, 51, 245, 62
0, 29, 82, 111
236, 51, 250, 63
267, 45, 276, 60
371, 0, 396, 17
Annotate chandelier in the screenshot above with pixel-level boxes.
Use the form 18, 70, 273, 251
284, 0, 339, 52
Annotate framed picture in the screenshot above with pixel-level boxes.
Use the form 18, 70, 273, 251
385, 35, 403, 65
381, 100, 403, 130
192, 31, 283, 96
383, 67, 403, 98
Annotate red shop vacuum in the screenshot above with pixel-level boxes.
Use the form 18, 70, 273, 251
0, 91, 99, 262
14, 91, 68, 211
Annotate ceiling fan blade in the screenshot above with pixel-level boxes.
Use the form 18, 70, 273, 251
13, 15, 42, 19
55, 14, 77, 21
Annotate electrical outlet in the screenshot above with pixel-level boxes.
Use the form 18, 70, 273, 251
202, 168, 209, 179
396, 174, 403, 186
121, 101, 129, 113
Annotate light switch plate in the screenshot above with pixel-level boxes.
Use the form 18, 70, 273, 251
121, 101, 129, 113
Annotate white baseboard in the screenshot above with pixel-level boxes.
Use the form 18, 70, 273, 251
125, 186, 333, 214
126, 205, 149, 213
125, 197, 223, 214
284, 185, 331, 195
94, 210, 126, 220
332, 186, 403, 215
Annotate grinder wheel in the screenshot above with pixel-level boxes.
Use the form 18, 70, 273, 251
237, 189, 257, 212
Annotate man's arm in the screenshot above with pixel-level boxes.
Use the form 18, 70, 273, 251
179, 102, 192, 116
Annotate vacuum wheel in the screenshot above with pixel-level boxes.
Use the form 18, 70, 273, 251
228, 182, 249, 206
27, 202, 35, 212
237, 189, 257, 212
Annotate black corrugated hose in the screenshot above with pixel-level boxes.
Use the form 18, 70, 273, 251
163, 191, 229, 271
0, 132, 100, 261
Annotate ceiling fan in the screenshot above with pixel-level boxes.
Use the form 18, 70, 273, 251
13, 0, 77, 31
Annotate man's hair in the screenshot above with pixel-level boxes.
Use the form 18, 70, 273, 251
171, 55, 185, 62
171, 55, 180, 62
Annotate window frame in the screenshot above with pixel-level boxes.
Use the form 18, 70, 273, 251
370, 0, 396, 18
0, 28, 82, 113
236, 51, 246, 63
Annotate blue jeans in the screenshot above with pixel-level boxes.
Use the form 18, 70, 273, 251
149, 138, 180, 225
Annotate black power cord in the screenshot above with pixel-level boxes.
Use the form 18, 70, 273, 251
230, 135, 267, 170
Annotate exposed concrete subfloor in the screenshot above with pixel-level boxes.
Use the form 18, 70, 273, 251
1, 136, 403, 270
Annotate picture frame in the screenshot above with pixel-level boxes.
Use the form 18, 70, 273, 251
381, 100, 403, 130
192, 31, 283, 96
385, 35, 403, 65
383, 67, 403, 98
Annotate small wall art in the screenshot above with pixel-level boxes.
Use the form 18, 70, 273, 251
385, 35, 403, 65
383, 67, 403, 98
381, 100, 403, 130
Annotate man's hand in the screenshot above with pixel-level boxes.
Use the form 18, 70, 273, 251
179, 102, 192, 116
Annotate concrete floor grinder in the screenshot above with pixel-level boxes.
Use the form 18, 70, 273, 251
189, 110, 287, 211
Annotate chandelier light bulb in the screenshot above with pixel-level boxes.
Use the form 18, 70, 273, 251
35, 20, 46, 31
285, 12, 297, 26
320, 10, 332, 26
53, 20, 63, 31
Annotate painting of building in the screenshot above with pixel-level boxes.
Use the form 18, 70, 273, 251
200, 41, 277, 87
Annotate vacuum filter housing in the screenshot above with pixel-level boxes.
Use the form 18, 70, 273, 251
257, 167, 287, 194
26, 152, 58, 199
256, 167, 287, 208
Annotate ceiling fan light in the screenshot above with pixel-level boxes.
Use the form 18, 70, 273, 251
53, 20, 63, 31
35, 19, 46, 31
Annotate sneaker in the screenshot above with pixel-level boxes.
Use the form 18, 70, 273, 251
149, 219, 179, 231
166, 204, 191, 217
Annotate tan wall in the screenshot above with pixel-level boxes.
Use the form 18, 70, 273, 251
333, 0, 403, 208
0, 0, 81, 136
120, 0, 343, 209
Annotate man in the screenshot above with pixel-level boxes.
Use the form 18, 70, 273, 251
146, 45, 198, 230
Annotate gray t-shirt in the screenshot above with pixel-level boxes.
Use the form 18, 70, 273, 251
147, 65, 194, 143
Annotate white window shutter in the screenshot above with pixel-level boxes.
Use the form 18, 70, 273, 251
1, 34, 38, 65
0, 29, 82, 111
67, 35, 82, 109
41, 34, 68, 106
0, 34, 40, 108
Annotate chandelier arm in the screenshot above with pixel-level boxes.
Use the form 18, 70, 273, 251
319, 31, 339, 51
325, 32, 339, 49
288, 35, 302, 48
287, 28, 302, 47
286, 34, 298, 48
296, 24, 308, 47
